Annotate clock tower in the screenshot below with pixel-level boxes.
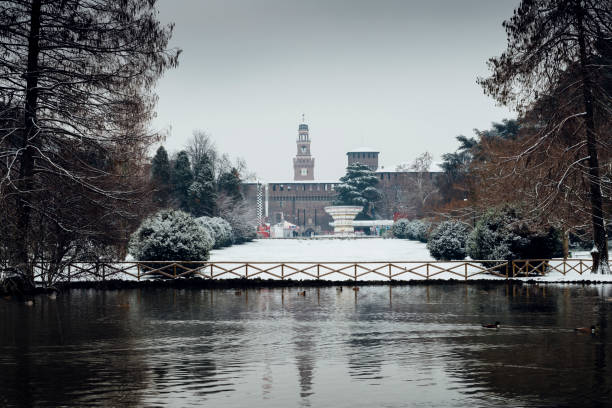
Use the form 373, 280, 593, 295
293, 119, 315, 180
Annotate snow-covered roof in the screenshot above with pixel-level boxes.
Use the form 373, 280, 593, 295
267, 180, 340, 184
377, 161, 444, 173
347, 147, 379, 153
243, 180, 340, 185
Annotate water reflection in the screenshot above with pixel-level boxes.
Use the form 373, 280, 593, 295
1, 284, 612, 407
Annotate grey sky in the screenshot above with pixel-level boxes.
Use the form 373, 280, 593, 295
152, 0, 518, 181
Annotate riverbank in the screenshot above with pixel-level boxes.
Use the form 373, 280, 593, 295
4, 277, 612, 299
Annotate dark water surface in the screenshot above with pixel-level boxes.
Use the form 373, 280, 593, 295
2, 284, 612, 407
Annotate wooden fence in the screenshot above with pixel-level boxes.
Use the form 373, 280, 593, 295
3, 258, 593, 283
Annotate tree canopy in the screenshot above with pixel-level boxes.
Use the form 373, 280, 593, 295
0, 0, 179, 275
333, 163, 381, 218
478, 0, 611, 272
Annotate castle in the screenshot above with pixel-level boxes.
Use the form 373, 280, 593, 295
241, 120, 441, 234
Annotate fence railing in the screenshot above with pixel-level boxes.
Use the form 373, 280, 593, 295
1, 258, 593, 283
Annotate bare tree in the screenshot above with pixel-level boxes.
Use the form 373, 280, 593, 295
0, 0, 179, 276
478, 0, 611, 273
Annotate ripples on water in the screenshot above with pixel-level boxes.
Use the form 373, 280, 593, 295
2, 284, 612, 407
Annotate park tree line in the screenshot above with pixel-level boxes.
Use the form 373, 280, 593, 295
411, 0, 610, 272
142, 131, 256, 258
0, 0, 180, 282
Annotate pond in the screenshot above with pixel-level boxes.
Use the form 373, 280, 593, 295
2, 283, 612, 407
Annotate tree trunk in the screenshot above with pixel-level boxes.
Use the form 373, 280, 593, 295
576, 6, 609, 274
13, 0, 42, 278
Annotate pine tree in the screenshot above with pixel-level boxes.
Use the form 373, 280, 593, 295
189, 152, 216, 217
151, 146, 171, 207
172, 151, 193, 211
333, 163, 381, 218
218, 168, 243, 201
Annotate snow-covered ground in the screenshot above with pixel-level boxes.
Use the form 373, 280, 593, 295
209, 238, 433, 262
204, 238, 610, 282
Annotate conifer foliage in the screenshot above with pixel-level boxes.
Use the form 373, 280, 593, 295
334, 163, 381, 218
151, 146, 172, 207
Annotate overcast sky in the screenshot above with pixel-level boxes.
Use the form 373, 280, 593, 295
152, 0, 518, 181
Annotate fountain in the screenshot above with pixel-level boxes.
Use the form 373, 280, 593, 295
324, 206, 363, 235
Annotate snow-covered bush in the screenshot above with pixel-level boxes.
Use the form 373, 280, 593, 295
228, 215, 257, 244
405, 220, 431, 242
217, 196, 257, 245
392, 219, 410, 238
129, 209, 213, 263
393, 219, 431, 242
427, 221, 470, 260
197, 216, 233, 249
467, 205, 562, 263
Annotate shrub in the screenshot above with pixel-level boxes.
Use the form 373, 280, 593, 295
406, 220, 431, 242
392, 219, 410, 238
393, 219, 431, 242
224, 214, 256, 244
427, 220, 470, 260
467, 205, 563, 263
197, 216, 233, 249
129, 210, 213, 274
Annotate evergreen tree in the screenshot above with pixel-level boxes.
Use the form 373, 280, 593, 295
333, 163, 381, 218
151, 146, 171, 207
189, 152, 216, 217
172, 151, 193, 211
218, 168, 243, 201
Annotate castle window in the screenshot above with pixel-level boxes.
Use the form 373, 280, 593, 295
301, 168, 308, 176
380, 174, 384, 180
280, 185, 284, 191
273, 185, 276, 191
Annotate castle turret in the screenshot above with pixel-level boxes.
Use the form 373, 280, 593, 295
293, 121, 315, 180
347, 148, 379, 171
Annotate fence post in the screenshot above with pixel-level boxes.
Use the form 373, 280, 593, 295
426, 263, 430, 280
354, 264, 357, 281
281, 263, 284, 280
245, 263, 249, 279
389, 263, 392, 281
465, 263, 468, 280
102, 263, 106, 281
137, 263, 141, 281
173, 264, 176, 279
317, 264, 320, 280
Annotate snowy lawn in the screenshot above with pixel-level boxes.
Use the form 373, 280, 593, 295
205, 238, 607, 282
59, 239, 606, 282
209, 238, 433, 262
